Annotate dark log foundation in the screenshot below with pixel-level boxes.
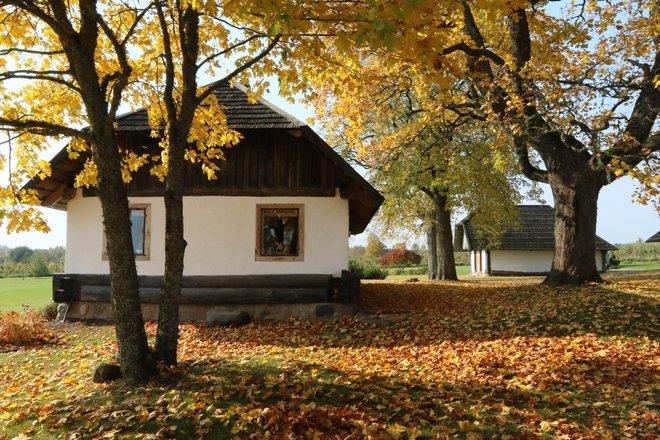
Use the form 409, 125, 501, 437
53, 272, 360, 321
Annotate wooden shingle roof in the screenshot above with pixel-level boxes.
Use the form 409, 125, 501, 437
114, 83, 306, 131
455, 205, 616, 251
23, 83, 383, 234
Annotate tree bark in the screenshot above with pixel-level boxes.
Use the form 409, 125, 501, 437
154, 123, 188, 365
432, 192, 458, 280
422, 189, 458, 280
93, 131, 152, 383
154, 170, 186, 365
59, 0, 152, 383
153, 3, 198, 365
426, 218, 438, 280
543, 167, 604, 286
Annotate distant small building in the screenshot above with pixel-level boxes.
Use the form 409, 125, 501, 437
646, 231, 660, 243
454, 205, 617, 276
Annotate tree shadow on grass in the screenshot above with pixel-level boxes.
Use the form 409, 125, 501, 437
10, 351, 658, 439
181, 280, 658, 353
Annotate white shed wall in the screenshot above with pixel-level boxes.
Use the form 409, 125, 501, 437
64, 191, 349, 276
489, 250, 607, 273
490, 250, 554, 273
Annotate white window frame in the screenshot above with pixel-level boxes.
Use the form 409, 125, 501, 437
102, 204, 151, 261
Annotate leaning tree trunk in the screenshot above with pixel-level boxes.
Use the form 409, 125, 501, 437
93, 132, 152, 383
543, 166, 605, 286
154, 127, 187, 365
152, 4, 199, 366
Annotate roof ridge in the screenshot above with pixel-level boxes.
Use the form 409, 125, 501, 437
231, 83, 307, 128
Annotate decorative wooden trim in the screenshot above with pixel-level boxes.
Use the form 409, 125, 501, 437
83, 186, 337, 198
255, 204, 304, 262
39, 185, 76, 207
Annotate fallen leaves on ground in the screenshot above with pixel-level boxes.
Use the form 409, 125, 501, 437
0, 271, 658, 439
0, 309, 58, 349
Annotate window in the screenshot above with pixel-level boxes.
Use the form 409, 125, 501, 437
129, 206, 148, 257
103, 204, 150, 260
256, 204, 304, 261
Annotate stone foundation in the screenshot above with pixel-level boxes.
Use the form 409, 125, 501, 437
65, 301, 359, 322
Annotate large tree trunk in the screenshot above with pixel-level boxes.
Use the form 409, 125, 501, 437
433, 192, 458, 280
93, 132, 152, 383
423, 190, 458, 280
543, 169, 604, 286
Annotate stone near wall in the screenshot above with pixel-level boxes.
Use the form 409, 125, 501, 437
314, 304, 335, 318
92, 363, 122, 383
55, 303, 69, 323
206, 310, 251, 327
355, 312, 396, 328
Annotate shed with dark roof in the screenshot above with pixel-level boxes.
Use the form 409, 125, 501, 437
646, 231, 660, 243
25, 83, 383, 321
454, 205, 616, 276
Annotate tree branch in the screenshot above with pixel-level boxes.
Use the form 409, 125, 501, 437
514, 137, 548, 183
0, 116, 90, 141
154, 0, 177, 124
441, 42, 505, 66
197, 34, 265, 70
0, 71, 80, 92
620, 50, 660, 152
508, 7, 531, 71
195, 34, 281, 106
0, 47, 64, 56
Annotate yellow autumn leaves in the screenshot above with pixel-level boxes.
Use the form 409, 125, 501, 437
1, 271, 658, 438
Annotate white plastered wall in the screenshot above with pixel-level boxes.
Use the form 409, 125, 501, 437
64, 190, 350, 276
490, 250, 554, 273
490, 250, 606, 273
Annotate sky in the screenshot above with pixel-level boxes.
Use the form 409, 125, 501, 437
0, 90, 658, 250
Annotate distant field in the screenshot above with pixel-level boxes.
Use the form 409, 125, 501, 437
0, 277, 52, 312
612, 261, 660, 271
386, 265, 471, 281
385, 262, 660, 281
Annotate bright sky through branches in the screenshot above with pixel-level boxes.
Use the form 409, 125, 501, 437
0, 86, 657, 250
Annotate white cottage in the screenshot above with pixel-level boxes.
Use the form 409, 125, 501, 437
24, 83, 383, 320
454, 205, 616, 276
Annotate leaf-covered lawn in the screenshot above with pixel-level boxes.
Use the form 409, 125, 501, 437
1, 272, 658, 439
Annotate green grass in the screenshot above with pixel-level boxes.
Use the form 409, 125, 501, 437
611, 261, 660, 271
0, 277, 53, 312
385, 265, 470, 280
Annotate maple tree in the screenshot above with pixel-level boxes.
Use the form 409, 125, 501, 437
444, 0, 659, 286
0, 0, 291, 370
287, 0, 659, 286
0, 0, 152, 382
135, 1, 281, 366
379, 248, 421, 269
307, 47, 535, 280
344, 109, 531, 280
